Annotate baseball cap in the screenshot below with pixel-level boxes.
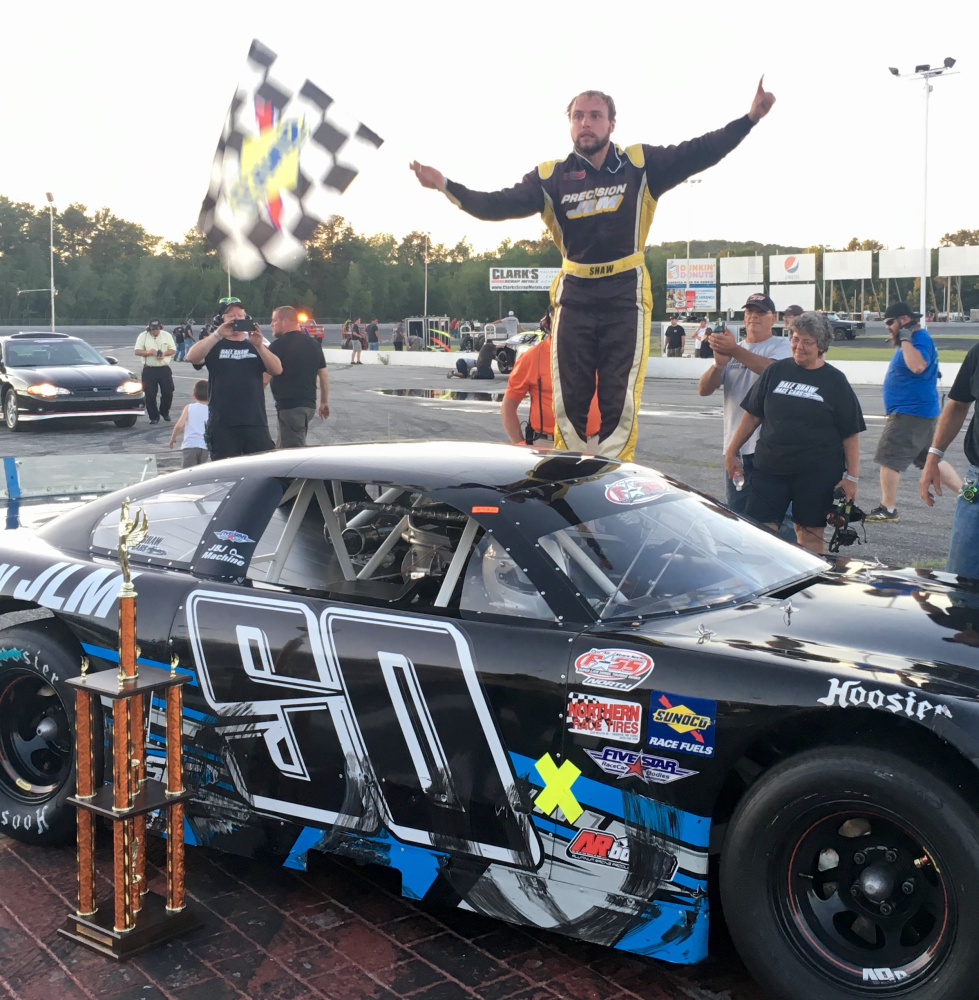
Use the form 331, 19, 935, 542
148, 320, 162, 329
883, 301, 921, 321
743, 293, 776, 313
783, 304, 804, 318
508, 310, 514, 316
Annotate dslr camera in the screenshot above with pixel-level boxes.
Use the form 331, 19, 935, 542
826, 489, 866, 552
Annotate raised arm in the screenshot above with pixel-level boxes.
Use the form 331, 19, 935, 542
410, 161, 543, 221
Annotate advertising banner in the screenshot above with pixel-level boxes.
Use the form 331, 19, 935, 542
768, 253, 816, 283
823, 251, 872, 281
720, 256, 764, 284
938, 245, 979, 277
667, 286, 716, 311
878, 249, 929, 279
666, 258, 716, 285
769, 284, 816, 311
489, 266, 561, 291
720, 284, 765, 311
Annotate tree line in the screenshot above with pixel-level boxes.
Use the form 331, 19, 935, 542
1, 196, 976, 326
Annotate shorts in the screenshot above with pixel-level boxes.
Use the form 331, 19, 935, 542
745, 459, 843, 528
666, 347, 682, 357
874, 412, 937, 472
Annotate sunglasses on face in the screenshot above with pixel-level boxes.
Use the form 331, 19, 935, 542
885, 318, 903, 327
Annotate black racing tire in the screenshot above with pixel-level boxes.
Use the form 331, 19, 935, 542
0, 623, 98, 845
496, 348, 516, 375
460, 335, 474, 352
4, 391, 22, 431
846, 331, 857, 340
719, 747, 979, 1000
833, 327, 846, 341
113, 415, 138, 428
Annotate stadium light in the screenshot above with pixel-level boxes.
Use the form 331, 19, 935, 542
889, 59, 957, 319
45, 193, 56, 332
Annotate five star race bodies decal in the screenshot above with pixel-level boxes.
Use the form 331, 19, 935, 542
647, 692, 716, 757
566, 692, 641, 743
575, 648, 653, 692
584, 746, 697, 785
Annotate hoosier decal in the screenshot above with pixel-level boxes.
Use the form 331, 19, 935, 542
566, 692, 641, 743
647, 691, 716, 757
574, 648, 653, 692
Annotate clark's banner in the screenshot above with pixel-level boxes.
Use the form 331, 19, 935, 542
198, 40, 384, 280
666, 259, 716, 311
489, 267, 561, 292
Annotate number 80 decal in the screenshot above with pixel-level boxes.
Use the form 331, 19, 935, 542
186, 591, 541, 867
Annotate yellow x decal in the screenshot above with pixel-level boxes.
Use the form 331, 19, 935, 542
534, 753, 583, 823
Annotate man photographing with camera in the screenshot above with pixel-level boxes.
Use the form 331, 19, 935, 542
186, 297, 282, 460
134, 319, 176, 424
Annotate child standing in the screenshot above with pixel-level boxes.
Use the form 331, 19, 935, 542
168, 380, 210, 467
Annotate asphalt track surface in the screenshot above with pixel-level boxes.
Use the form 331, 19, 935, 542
0, 324, 966, 571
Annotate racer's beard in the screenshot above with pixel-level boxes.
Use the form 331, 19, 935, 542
573, 130, 612, 159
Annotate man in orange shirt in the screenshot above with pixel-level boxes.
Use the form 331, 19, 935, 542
502, 322, 601, 447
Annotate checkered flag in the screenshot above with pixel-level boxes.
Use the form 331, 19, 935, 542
198, 39, 384, 280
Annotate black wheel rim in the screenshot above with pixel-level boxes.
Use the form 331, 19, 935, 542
775, 808, 952, 993
0, 670, 73, 797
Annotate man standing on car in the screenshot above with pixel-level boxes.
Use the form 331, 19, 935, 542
266, 305, 330, 448
664, 317, 686, 357
921, 339, 979, 579
697, 293, 792, 513
134, 319, 176, 424
410, 80, 774, 461
186, 298, 282, 460
867, 301, 961, 522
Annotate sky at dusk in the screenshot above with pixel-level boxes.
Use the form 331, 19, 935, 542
5, 0, 977, 257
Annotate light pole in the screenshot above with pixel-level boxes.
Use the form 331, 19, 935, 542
682, 178, 702, 313
888, 57, 956, 320
45, 192, 56, 332
423, 233, 429, 318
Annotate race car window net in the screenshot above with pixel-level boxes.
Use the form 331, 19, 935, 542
90, 482, 236, 568
247, 478, 481, 610
532, 477, 824, 619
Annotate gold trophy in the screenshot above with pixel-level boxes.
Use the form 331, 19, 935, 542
61, 501, 200, 958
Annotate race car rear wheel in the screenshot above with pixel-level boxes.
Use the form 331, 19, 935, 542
0, 625, 98, 845
720, 747, 979, 1000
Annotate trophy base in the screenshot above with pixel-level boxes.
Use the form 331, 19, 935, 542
59, 892, 201, 960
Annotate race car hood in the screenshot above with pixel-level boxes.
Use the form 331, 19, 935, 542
15, 365, 137, 390
620, 566, 979, 679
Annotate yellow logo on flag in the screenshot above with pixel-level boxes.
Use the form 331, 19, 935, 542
229, 117, 309, 214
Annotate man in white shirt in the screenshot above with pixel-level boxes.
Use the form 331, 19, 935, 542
133, 319, 176, 424
697, 292, 792, 513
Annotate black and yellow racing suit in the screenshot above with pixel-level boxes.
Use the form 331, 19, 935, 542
444, 115, 755, 461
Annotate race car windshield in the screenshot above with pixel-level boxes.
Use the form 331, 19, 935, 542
533, 475, 825, 619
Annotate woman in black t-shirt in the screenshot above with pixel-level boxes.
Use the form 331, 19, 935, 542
724, 312, 866, 554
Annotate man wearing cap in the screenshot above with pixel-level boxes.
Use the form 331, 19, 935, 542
697, 292, 792, 513
134, 320, 176, 424
867, 302, 960, 523
410, 80, 775, 462
782, 304, 804, 332
921, 340, 979, 579
499, 311, 520, 339
186, 299, 282, 460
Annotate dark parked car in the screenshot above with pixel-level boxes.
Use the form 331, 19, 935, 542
0, 331, 145, 429
740, 311, 865, 341
1, 443, 977, 1000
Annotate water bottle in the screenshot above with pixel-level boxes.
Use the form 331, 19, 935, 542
733, 473, 745, 492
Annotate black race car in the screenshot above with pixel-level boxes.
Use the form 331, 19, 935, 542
0, 331, 145, 429
1, 443, 977, 1000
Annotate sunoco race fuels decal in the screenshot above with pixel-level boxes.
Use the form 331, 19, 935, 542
567, 692, 641, 743
647, 691, 715, 757
604, 477, 668, 506
583, 746, 697, 785
575, 648, 653, 692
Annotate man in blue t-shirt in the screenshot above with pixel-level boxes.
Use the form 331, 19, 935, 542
866, 301, 961, 522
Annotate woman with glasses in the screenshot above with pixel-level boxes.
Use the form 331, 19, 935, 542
724, 311, 866, 554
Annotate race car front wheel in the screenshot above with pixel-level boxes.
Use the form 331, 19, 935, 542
496, 348, 515, 375
0, 624, 98, 845
720, 747, 979, 1000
